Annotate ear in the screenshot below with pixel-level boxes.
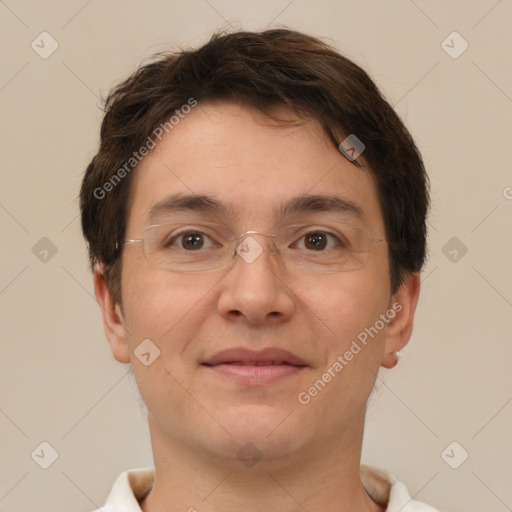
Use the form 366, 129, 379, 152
381, 272, 420, 369
93, 263, 131, 364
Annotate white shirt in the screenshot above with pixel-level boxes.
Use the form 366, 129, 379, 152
93, 465, 441, 511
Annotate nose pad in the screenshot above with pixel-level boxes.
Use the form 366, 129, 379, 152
234, 232, 278, 265
236, 235, 264, 264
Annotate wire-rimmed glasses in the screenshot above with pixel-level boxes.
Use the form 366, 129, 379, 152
119, 220, 385, 274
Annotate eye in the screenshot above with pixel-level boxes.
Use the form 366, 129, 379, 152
169, 231, 218, 251
294, 231, 341, 251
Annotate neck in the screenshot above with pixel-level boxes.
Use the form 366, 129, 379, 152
140, 414, 385, 512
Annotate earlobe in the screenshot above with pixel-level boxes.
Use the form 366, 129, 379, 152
381, 273, 420, 369
93, 263, 131, 364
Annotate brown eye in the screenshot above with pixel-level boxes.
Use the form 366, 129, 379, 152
304, 233, 328, 250
181, 233, 204, 250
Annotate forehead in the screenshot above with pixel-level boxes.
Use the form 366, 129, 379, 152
126, 102, 384, 233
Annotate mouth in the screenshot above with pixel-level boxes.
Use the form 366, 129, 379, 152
215, 361, 298, 366
202, 347, 308, 385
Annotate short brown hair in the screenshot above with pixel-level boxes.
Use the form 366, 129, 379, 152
80, 28, 429, 302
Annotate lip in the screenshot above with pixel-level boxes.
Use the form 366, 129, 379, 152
203, 347, 307, 366
202, 347, 308, 385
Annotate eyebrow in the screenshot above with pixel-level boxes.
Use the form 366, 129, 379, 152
147, 194, 231, 222
277, 194, 364, 220
147, 193, 364, 223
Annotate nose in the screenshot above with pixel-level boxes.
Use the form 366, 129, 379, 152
216, 234, 295, 325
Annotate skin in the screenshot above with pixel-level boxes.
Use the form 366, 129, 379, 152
94, 102, 420, 512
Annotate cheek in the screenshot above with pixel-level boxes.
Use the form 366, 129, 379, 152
294, 276, 390, 420
120, 271, 218, 416
121, 264, 215, 355
291, 271, 389, 349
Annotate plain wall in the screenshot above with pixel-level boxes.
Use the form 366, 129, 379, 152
1, 1, 511, 511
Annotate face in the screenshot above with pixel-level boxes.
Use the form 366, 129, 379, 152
96, 102, 418, 467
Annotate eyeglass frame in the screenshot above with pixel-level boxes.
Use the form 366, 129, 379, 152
116, 221, 386, 274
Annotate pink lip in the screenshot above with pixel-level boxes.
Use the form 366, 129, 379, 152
202, 347, 308, 385
203, 347, 307, 366
206, 363, 304, 384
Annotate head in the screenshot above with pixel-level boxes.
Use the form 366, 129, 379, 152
80, 29, 428, 466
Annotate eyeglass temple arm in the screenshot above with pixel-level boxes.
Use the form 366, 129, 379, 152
115, 239, 143, 250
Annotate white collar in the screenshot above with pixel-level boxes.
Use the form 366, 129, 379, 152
95, 465, 440, 512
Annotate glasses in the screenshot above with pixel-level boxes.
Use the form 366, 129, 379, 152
119, 221, 385, 274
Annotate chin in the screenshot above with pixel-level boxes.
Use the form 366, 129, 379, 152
205, 404, 309, 462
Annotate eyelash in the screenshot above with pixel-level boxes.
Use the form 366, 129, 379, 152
167, 229, 345, 250
292, 231, 345, 250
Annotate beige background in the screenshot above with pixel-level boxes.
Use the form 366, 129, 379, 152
1, 1, 511, 511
